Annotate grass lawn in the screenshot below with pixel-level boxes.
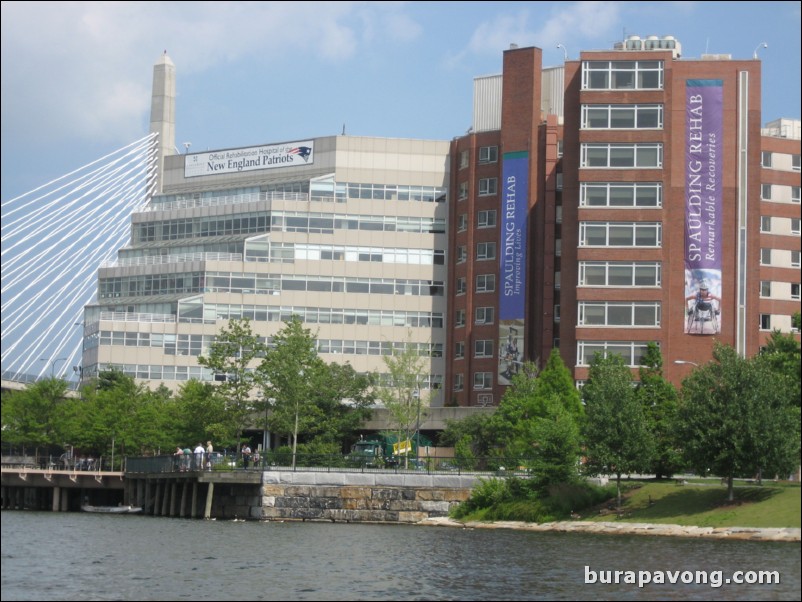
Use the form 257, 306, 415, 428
579, 480, 801, 529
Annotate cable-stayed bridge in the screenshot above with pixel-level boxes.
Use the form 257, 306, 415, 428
1, 133, 159, 385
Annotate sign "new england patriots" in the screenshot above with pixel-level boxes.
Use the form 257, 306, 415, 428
185, 140, 314, 177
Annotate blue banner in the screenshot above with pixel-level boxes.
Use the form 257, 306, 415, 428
499, 152, 528, 385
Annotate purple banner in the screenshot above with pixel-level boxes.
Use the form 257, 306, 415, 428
684, 80, 722, 335
499, 152, 528, 384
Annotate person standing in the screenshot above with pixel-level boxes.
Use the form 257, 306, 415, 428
194, 443, 205, 470
242, 444, 252, 469
205, 441, 214, 470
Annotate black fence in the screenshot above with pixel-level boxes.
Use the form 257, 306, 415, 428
126, 451, 533, 476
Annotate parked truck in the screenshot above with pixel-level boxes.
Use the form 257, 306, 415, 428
349, 433, 430, 468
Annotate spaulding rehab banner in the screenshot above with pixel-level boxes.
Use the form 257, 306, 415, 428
499, 151, 528, 385
684, 80, 722, 335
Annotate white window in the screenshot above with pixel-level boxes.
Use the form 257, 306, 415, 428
579, 222, 662, 247
793, 250, 801, 268
479, 178, 498, 196
458, 181, 469, 200
793, 218, 800, 236
475, 306, 495, 325
760, 314, 771, 331
576, 341, 653, 367
794, 154, 801, 172
455, 309, 465, 328
479, 146, 498, 164
793, 186, 801, 204
762, 184, 773, 200
761, 216, 772, 233
477, 210, 496, 228
459, 150, 469, 170
455, 342, 464, 359
579, 261, 662, 287
476, 274, 496, 293
554, 304, 561, 322
473, 372, 493, 390
580, 182, 662, 207
791, 283, 800, 301
760, 281, 771, 297
582, 60, 663, 90
760, 248, 772, 265
581, 143, 662, 168
454, 373, 464, 391
581, 104, 663, 129
474, 340, 494, 358
477, 242, 496, 261
455, 277, 466, 295
762, 152, 773, 168
458, 214, 468, 232
456, 246, 467, 264
578, 302, 661, 327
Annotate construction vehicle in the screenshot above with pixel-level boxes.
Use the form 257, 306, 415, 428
349, 433, 430, 468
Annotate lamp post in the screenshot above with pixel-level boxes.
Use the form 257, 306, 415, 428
413, 388, 421, 464
41, 357, 67, 377
753, 42, 768, 60
674, 360, 699, 367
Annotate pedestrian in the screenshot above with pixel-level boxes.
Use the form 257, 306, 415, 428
194, 442, 205, 470
182, 446, 192, 471
242, 444, 252, 469
174, 446, 184, 472
205, 440, 214, 470
252, 449, 261, 469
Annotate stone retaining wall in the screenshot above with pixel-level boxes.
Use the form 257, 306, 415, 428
259, 471, 478, 523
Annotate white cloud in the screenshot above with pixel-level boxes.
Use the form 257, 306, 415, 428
0, 2, 421, 152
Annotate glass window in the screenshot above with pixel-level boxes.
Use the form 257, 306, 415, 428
477, 242, 496, 261
762, 152, 773, 168
476, 274, 496, 293
478, 210, 497, 228
455, 309, 465, 328
582, 60, 663, 90
479, 146, 498, 164
474, 340, 494, 358
479, 178, 498, 196
475, 307, 495, 324
473, 372, 493, 390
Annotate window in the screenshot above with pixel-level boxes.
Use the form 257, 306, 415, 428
581, 143, 662, 168
455, 277, 467, 295
792, 218, 800, 236
760, 314, 771, 331
459, 150, 469, 170
458, 214, 468, 232
581, 104, 663, 129
760, 281, 771, 297
761, 216, 772, 233
479, 178, 498, 196
761, 184, 772, 200
476, 274, 496, 293
474, 340, 494, 358
762, 152, 773, 168
579, 222, 662, 247
455, 309, 465, 328
479, 146, 498, 164
580, 182, 662, 208
579, 261, 662, 287
477, 242, 496, 261
454, 373, 464, 391
456, 246, 467, 264
793, 187, 801, 204
473, 372, 493, 390
582, 60, 663, 90
794, 154, 801, 172
475, 306, 495, 325
793, 251, 801, 268
578, 302, 661, 327
576, 341, 653, 367
477, 210, 497, 228
792, 283, 800, 301
554, 304, 561, 322
458, 181, 469, 200
455, 342, 464, 359
760, 248, 772, 265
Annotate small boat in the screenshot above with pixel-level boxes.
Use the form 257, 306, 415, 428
81, 504, 142, 514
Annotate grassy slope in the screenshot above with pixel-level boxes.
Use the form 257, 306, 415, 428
578, 481, 801, 529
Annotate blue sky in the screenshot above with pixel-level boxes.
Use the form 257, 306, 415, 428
2, 1, 800, 201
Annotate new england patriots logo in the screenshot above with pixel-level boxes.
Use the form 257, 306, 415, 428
288, 146, 312, 162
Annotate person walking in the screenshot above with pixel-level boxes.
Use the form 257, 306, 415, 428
242, 444, 252, 469
205, 441, 214, 470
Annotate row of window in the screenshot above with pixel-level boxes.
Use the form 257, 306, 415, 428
454, 340, 495, 359
759, 281, 801, 301
454, 307, 495, 328
760, 249, 801, 269
582, 60, 664, 90
457, 210, 497, 232
579, 222, 662, 247
761, 184, 801, 204
455, 274, 496, 295
258, 242, 446, 265
581, 143, 663, 168
458, 146, 499, 170
134, 212, 445, 243
581, 104, 663, 129
761, 151, 801, 172
99, 272, 445, 299
177, 302, 443, 329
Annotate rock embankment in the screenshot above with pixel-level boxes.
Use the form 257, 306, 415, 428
419, 517, 801, 542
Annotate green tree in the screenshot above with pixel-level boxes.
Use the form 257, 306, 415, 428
583, 353, 653, 509
439, 411, 497, 463
529, 395, 582, 490
760, 330, 801, 405
377, 335, 431, 468
636, 343, 683, 479
679, 343, 800, 500
197, 318, 265, 455
171, 379, 235, 449
538, 349, 584, 423
1, 377, 70, 452
258, 316, 328, 468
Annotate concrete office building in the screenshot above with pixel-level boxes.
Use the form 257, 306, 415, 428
448, 39, 800, 406
81, 54, 450, 404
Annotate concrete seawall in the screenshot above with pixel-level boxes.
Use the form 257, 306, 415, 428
259, 471, 480, 523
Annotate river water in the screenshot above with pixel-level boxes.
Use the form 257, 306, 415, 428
1, 511, 799, 601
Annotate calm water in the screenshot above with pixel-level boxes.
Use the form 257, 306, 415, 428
1, 511, 800, 601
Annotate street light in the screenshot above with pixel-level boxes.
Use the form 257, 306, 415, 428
413, 388, 421, 464
41, 357, 67, 377
674, 360, 699, 367
753, 42, 768, 60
